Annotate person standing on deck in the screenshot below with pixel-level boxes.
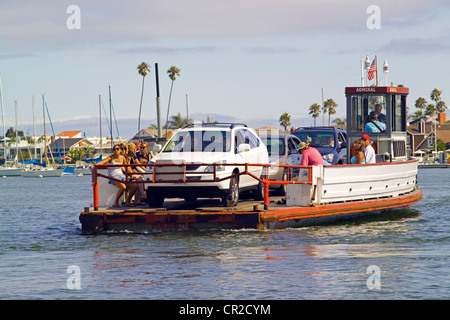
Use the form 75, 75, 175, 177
298, 141, 324, 166
276, 140, 324, 204
361, 134, 376, 164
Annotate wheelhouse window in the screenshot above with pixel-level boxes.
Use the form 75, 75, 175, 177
392, 95, 406, 132
350, 94, 386, 132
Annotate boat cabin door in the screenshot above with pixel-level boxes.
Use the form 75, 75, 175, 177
345, 86, 409, 163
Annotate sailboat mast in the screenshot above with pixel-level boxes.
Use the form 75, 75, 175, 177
0, 75, 7, 164
43, 95, 48, 165
109, 85, 113, 148
99, 95, 103, 157
15, 101, 18, 163
32, 96, 37, 160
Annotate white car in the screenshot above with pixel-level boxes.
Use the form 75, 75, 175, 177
146, 123, 269, 207
259, 133, 302, 195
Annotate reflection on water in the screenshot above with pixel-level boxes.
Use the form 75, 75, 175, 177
0, 170, 450, 299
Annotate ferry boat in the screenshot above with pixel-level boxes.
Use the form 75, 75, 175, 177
79, 84, 422, 233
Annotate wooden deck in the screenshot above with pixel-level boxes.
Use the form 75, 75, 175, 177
79, 188, 422, 234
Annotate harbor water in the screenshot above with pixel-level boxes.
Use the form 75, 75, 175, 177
0, 168, 449, 300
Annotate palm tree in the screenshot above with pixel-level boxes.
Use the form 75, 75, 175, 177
137, 62, 150, 141
430, 88, 442, 107
408, 110, 424, 121
202, 116, 219, 124
166, 66, 181, 135
308, 103, 321, 127
324, 98, 338, 126
332, 117, 346, 126
415, 97, 427, 111
279, 112, 291, 131
436, 100, 447, 113
166, 112, 191, 129
425, 103, 436, 116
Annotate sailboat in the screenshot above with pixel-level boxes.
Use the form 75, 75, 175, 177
21, 95, 64, 177
0, 75, 21, 177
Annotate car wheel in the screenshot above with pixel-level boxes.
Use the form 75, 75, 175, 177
274, 170, 287, 196
147, 192, 165, 207
253, 175, 266, 201
222, 176, 239, 207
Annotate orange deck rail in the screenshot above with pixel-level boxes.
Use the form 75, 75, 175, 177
91, 163, 313, 210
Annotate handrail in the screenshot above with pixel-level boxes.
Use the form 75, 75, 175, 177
91, 162, 314, 210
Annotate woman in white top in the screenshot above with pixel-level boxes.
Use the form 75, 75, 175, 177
96, 144, 137, 207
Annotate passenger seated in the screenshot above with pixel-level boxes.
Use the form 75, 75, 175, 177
95, 144, 137, 207
365, 103, 386, 123
365, 111, 386, 132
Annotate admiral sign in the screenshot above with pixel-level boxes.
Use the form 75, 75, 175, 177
345, 87, 409, 94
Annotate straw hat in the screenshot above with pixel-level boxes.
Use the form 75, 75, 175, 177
298, 141, 308, 150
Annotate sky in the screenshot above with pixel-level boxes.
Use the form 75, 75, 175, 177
1, 0, 450, 139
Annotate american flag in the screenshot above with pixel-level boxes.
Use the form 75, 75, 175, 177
368, 58, 377, 80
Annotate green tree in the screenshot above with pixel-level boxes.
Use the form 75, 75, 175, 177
202, 116, 219, 124
166, 66, 181, 135
308, 103, 321, 127
166, 112, 191, 129
332, 117, 346, 126
67, 148, 86, 162
415, 97, 427, 111
137, 62, 150, 141
279, 112, 291, 131
324, 98, 338, 126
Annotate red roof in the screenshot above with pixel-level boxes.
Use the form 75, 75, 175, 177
57, 131, 82, 138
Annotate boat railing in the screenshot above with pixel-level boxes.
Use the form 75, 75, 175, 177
91, 162, 314, 210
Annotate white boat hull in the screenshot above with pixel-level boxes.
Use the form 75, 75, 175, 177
0, 167, 22, 176
21, 168, 64, 177
286, 160, 419, 206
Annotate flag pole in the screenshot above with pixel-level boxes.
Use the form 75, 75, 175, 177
375, 55, 378, 86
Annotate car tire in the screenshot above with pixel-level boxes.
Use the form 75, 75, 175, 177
222, 176, 239, 207
274, 170, 287, 196
147, 192, 165, 208
253, 174, 266, 201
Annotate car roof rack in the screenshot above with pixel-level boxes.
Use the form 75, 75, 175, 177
182, 123, 248, 129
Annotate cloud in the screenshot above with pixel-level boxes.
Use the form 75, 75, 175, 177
2, 0, 447, 54
242, 47, 304, 54
379, 37, 450, 55
116, 46, 222, 55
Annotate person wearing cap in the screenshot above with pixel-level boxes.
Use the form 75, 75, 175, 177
361, 134, 376, 163
365, 111, 386, 133
298, 141, 324, 166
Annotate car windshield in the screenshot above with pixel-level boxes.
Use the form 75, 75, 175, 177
261, 137, 285, 156
163, 130, 231, 152
292, 132, 335, 148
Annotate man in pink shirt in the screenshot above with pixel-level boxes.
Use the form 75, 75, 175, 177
298, 141, 324, 166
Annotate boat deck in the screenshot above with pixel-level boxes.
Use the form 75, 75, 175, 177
80, 187, 422, 233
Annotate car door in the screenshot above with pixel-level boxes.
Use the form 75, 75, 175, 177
337, 131, 347, 164
287, 136, 301, 165
235, 129, 262, 187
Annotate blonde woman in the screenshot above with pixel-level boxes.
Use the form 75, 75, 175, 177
350, 139, 366, 164
96, 144, 137, 207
